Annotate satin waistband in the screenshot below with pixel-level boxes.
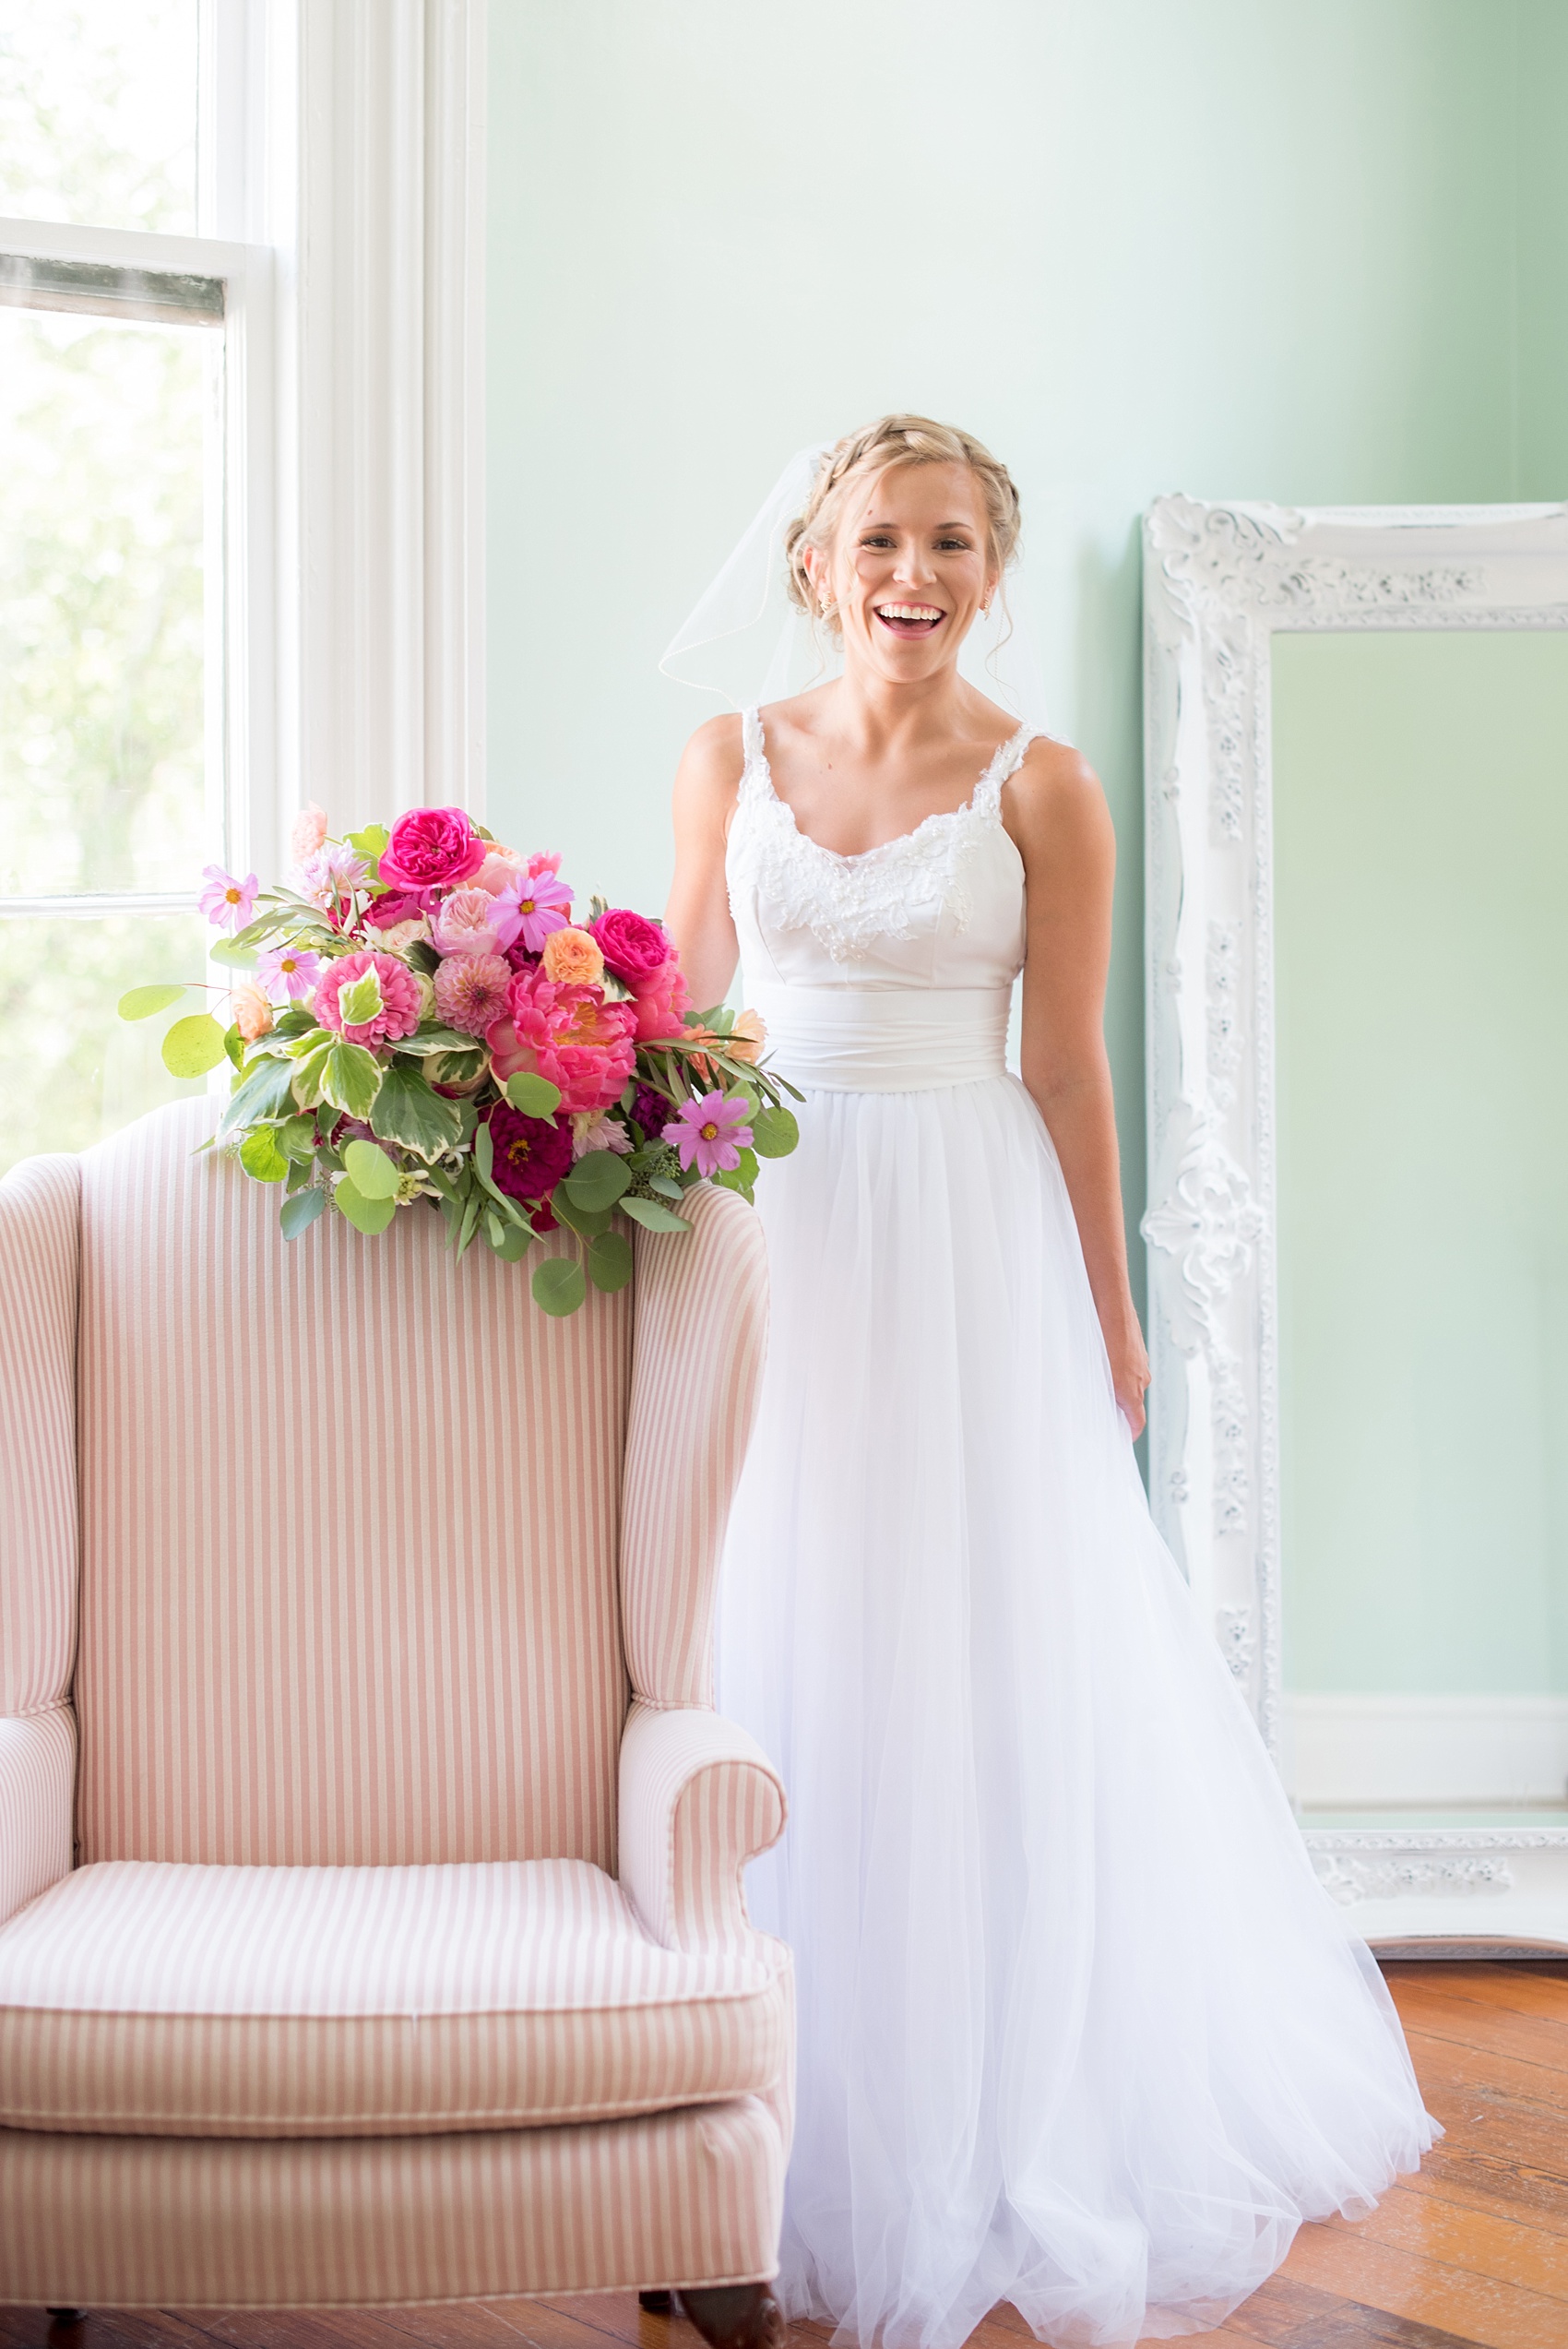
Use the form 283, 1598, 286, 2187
751, 984, 1011, 1093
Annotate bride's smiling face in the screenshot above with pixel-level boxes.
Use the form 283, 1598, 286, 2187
809, 461, 997, 685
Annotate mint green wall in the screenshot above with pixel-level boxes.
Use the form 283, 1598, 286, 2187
487, 0, 1552, 1321
1274, 632, 1568, 1697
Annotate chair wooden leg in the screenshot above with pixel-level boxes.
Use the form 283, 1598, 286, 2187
638, 2292, 673, 2315
678, 2284, 784, 2349
47, 2315, 83, 2328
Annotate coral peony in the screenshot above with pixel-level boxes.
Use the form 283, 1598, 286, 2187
492, 867, 573, 955
631, 956, 690, 1044
232, 982, 273, 1043
664, 1091, 753, 1177
486, 968, 637, 1115
588, 907, 671, 984
313, 950, 422, 1046
485, 1102, 574, 1203
257, 943, 322, 1000
377, 806, 486, 893
289, 802, 328, 860
540, 925, 605, 986
434, 950, 512, 1038
199, 864, 258, 932
430, 887, 501, 958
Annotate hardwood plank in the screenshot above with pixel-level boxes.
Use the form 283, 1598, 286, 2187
1388, 1985, 1568, 2078
1319, 2182, 1568, 2298
1220, 2270, 1519, 2347
1394, 1969, 1568, 2026
1285, 2219, 1568, 2348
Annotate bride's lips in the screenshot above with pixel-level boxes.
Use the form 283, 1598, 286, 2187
873, 602, 945, 639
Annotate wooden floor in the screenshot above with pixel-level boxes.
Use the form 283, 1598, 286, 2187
2, 1961, 1564, 2349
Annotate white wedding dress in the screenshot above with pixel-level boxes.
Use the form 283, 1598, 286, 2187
715, 709, 1438, 2349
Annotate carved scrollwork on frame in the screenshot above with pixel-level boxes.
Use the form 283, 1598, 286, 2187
1141, 493, 1568, 1804
1312, 1854, 1514, 1907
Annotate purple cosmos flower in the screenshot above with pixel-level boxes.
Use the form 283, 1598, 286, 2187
256, 943, 322, 1000
663, 1091, 753, 1177
198, 864, 259, 931
491, 868, 573, 954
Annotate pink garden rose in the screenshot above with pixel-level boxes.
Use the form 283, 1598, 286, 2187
377, 806, 486, 893
364, 888, 426, 932
630, 956, 691, 1044
430, 887, 501, 959
313, 950, 422, 1046
588, 907, 672, 984
486, 967, 637, 1115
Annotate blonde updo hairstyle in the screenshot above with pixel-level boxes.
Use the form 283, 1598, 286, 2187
783, 413, 1022, 637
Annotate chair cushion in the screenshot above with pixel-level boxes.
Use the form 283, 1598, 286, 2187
0, 1857, 790, 2138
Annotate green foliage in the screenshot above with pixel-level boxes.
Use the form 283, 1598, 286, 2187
238, 1127, 289, 1183
220, 1053, 296, 1134
371, 1065, 463, 1157
208, 937, 256, 971
337, 969, 384, 1028
562, 1149, 631, 1212
333, 1177, 397, 1236
505, 1071, 564, 1116
118, 983, 185, 1020
620, 1195, 691, 1234
160, 1010, 226, 1077
552, 1188, 612, 1240
279, 1186, 327, 1241
319, 1040, 383, 1119
532, 1256, 587, 1317
750, 1103, 800, 1159
586, 1230, 633, 1293
342, 1138, 398, 1199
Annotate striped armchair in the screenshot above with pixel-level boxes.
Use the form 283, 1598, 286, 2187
0, 1100, 790, 2347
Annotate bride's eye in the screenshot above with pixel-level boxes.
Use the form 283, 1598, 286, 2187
860, 534, 896, 550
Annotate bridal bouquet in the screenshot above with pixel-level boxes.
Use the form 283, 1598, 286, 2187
118, 805, 800, 1316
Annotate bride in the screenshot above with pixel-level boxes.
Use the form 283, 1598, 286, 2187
661, 416, 1436, 2349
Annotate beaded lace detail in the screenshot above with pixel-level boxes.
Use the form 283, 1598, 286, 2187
735, 708, 1034, 964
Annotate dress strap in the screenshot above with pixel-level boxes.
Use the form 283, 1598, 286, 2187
738, 707, 771, 804
972, 721, 1039, 816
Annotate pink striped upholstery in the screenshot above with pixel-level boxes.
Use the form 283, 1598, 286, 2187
0, 2098, 785, 2305
623, 1184, 769, 1708
620, 1702, 787, 1956
76, 1102, 630, 1870
0, 1154, 80, 1716
0, 1709, 74, 1931
0, 1856, 789, 2136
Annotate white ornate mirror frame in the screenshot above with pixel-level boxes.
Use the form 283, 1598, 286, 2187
1141, 495, 1568, 1953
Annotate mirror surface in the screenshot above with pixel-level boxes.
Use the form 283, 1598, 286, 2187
1272, 629, 1568, 1832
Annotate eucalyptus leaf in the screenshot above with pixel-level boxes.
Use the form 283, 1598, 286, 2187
320, 1040, 384, 1119
239, 1127, 290, 1183
222, 1024, 244, 1068
552, 1188, 612, 1240
505, 1071, 564, 1117
220, 1054, 297, 1135
210, 937, 258, 971
586, 1229, 634, 1294
647, 1174, 685, 1199
620, 1195, 691, 1234
563, 1149, 631, 1212
118, 984, 185, 1021
370, 1065, 464, 1157
279, 1186, 327, 1240
488, 1220, 533, 1263
751, 1103, 800, 1159
161, 1013, 229, 1078
532, 1256, 587, 1317
335, 1177, 398, 1235
343, 1138, 398, 1198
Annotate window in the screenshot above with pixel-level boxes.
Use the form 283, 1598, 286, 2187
0, 0, 271, 1171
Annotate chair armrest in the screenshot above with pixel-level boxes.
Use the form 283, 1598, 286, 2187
0, 1708, 75, 1929
0, 1153, 80, 1718
619, 1700, 786, 1954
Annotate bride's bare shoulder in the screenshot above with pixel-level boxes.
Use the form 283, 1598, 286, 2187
1004, 733, 1113, 866
673, 710, 746, 811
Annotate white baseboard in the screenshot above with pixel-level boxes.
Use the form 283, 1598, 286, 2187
1284, 1691, 1568, 1808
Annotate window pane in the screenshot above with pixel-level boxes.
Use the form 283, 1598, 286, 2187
0, 909, 210, 1173
0, 304, 211, 898
0, 0, 198, 235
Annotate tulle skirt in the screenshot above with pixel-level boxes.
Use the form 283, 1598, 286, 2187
715, 1070, 1438, 2349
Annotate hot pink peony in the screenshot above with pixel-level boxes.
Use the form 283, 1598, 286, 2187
589, 907, 671, 984
434, 950, 512, 1038
631, 956, 691, 1043
313, 950, 422, 1045
486, 968, 637, 1115
377, 806, 486, 893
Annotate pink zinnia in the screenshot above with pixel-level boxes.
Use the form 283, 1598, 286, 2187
492, 868, 574, 954
198, 864, 258, 932
485, 1102, 574, 1205
430, 886, 502, 959
257, 943, 322, 1000
664, 1091, 753, 1177
434, 950, 512, 1038
313, 950, 422, 1045
486, 968, 636, 1115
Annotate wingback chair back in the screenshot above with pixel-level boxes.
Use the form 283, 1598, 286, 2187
0, 1100, 790, 2327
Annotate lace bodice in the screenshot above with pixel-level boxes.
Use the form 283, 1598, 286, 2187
726, 708, 1032, 991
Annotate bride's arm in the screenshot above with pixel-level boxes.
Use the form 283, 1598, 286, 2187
663, 714, 743, 1009
1006, 743, 1151, 1438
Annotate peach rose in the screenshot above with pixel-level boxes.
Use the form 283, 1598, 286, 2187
289, 801, 328, 861
472, 850, 527, 897
728, 1008, 767, 1065
541, 925, 605, 986
233, 982, 274, 1043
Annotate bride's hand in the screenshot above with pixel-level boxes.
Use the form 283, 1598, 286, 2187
1106, 1312, 1151, 1439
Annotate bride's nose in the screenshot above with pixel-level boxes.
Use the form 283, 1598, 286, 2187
893, 543, 937, 589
